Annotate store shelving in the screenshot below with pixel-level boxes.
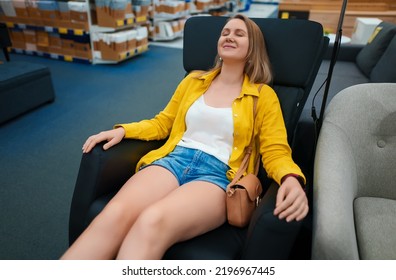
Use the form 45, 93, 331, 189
150, 0, 190, 41
0, 0, 150, 64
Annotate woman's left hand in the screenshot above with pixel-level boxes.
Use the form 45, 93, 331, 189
273, 177, 309, 222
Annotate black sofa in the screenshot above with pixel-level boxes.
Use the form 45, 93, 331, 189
68, 16, 329, 260
293, 21, 396, 192
310, 21, 396, 110
0, 23, 56, 124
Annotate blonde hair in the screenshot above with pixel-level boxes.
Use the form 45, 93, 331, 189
205, 14, 273, 84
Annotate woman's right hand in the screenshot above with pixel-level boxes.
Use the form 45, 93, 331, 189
82, 127, 126, 153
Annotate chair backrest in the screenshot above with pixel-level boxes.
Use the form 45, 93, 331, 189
183, 16, 328, 143
313, 83, 396, 259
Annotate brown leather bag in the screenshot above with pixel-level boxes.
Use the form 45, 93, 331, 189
226, 93, 262, 228
226, 171, 262, 227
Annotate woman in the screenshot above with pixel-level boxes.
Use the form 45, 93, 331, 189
61, 14, 308, 260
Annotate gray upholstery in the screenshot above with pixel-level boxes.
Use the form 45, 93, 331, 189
312, 83, 396, 260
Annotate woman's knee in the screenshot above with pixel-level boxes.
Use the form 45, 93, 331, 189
93, 201, 134, 232
133, 205, 169, 239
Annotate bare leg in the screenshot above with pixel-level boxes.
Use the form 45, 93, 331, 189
60, 166, 179, 259
116, 181, 226, 259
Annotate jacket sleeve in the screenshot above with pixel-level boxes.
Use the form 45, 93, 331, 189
257, 87, 306, 185
114, 74, 191, 141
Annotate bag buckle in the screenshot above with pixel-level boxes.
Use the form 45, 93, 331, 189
226, 188, 235, 197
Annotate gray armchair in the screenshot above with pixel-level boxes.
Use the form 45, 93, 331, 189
312, 83, 396, 259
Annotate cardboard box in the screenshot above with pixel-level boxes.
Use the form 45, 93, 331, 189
23, 29, 37, 44
11, 40, 26, 49
98, 40, 119, 61
68, 1, 89, 23
27, 7, 42, 19
25, 42, 37, 51
59, 11, 71, 20
40, 10, 61, 21
74, 42, 92, 59
14, 7, 29, 18
133, 5, 149, 17
13, 0, 29, 17
127, 38, 137, 50
38, 0, 60, 21
126, 29, 138, 50
136, 37, 147, 47
61, 38, 75, 56
36, 31, 49, 47
95, 0, 136, 27
96, 6, 116, 27
351, 18, 383, 44
10, 30, 25, 43
49, 34, 62, 48
70, 10, 88, 22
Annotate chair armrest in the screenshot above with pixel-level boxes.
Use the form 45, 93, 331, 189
68, 139, 165, 244
312, 121, 359, 259
241, 182, 303, 259
324, 44, 364, 61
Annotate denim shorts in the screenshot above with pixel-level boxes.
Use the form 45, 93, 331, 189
143, 146, 230, 191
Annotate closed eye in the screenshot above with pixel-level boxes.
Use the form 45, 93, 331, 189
221, 29, 230, 36
221, 28, 247, 37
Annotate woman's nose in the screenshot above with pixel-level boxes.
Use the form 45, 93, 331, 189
225, 36, 234, 42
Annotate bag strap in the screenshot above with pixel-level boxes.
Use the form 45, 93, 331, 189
227, 84, 263, 187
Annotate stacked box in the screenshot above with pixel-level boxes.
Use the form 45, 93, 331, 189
155, 0, 186, 15
133, 4, 149, 20
58, 0, 70, 20
26, 0, 41, 19
126, 29, 137, 50
101, 31, 128, 60
9, 29, 25, 49
13, 0, 29, 18
154, 19, 184, 39
92, 26, 147, 61
23, 29, 37, 44
48, 32, 62, 53
96, 0, 133, 27
68, 1, 88, 23
60, 34, 75, 56
74, 34, 91, 59
171, 20, 179, 33
37, 0, 60, 21
132, 0, 151, 19
195, 0, 211, 11
212, 0, 225, 5
36, 30, 49, 52
136, 25, 147, 47
21, 29, 36, 51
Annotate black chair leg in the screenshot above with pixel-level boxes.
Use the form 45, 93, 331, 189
3, 47, 10, 61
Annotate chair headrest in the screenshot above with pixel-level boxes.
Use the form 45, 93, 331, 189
183, 16, 325, 88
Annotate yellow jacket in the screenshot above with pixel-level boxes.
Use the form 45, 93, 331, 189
116, 69, 305, 185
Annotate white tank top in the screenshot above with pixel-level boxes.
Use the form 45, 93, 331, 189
177, 95, 234, 165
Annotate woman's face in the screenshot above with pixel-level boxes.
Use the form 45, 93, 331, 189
217, 18, 249, 63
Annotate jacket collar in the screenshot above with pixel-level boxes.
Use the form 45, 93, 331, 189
198, 69, 260, 98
